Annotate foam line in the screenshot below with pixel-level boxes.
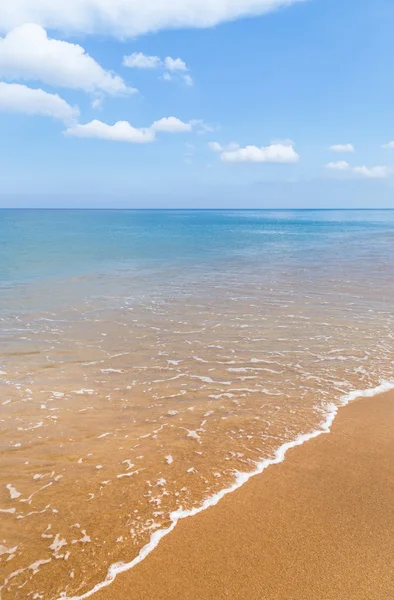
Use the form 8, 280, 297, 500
61, 380, 394, 600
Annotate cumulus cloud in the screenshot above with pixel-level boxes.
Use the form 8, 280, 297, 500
65, 116, 197, 142
122, 52, 161, 69
325, 161, 350, 171
123, 51, 192, 85
0, 24, 133, 96
151, 117, 192, 133
209, 140, 299, 164
208, 141, 223, 152
0, 81, 79, 122
164, 57, 188, 72
64, 120, 155, 143
325, 161, 392, 179
329, 143, 355, 153
382, 141, 394, 149
353, 165, 392, 179
222, 144, 299, 164
0, 0, 304, 38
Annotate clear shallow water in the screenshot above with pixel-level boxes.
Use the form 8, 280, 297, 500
1, 210, 394, 599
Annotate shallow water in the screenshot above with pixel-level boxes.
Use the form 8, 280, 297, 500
1, 210, 394, 599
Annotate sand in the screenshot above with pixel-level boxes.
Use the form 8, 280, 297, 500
92, 389, 394, 600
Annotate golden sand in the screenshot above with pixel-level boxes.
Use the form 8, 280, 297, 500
95, 390, 394, 600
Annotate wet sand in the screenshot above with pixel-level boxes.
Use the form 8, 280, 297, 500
95, 389, 394, 600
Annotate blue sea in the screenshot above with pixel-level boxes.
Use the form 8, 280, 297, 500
1, 209, 394, 599
2, 209, 394, 285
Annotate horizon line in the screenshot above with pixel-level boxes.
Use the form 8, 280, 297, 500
1, 207, 394, 212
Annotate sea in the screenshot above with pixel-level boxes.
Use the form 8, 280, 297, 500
1, 209, 394, 599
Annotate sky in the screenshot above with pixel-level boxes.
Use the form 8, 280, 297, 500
0, 0, 394, 208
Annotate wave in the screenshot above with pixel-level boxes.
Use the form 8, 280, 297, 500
61, 379, 394, 600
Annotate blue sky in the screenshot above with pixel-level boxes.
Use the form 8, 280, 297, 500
0, 0, 394, 207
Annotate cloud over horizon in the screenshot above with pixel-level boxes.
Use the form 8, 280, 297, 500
325, 161, 392, 179
65, 116, 197, 142
210, 140, 300, 164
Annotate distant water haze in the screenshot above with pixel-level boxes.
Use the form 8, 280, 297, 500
2, 178, 394, 209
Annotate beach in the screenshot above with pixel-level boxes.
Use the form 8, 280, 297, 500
1, 210, 394, 599
1, 0, 394, 593
94, 389, 394, 600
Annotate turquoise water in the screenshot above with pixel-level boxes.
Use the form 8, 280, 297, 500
2, 209, 394, 285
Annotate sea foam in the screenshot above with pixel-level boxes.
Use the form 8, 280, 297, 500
59, 380, 394, 600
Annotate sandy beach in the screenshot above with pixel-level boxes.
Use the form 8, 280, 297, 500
2, 210, 394, 600
95, 389, 394, 600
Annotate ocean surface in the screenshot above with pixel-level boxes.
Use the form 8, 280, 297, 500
1, 209, 394, 599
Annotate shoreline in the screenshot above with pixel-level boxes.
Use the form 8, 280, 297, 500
65, 381, 394, 600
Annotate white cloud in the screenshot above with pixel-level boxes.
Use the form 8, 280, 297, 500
0, 1, 304, 38
188, 120, 215, 134
382, 141, 394, 149
0, 81, 79, 122
183, 74, 194, 87
210, 141, 299, 164
151, 117, 192, 133
325, 161, 350, 171
122, 52, 161, 69
65, 120, 154, 143
209, 141, 238, 152
0, 24, 133, 95
329, 143, 354, 153
91, 97, 103, 109
123, 51, 192, 86
325, 161, 392, 179
208, 141, 223, 152
353, 165, 392, 179
65, 116, 197, 142
164, 57, 188, 72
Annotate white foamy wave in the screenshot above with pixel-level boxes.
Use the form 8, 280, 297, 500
59, 380, 394, 600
